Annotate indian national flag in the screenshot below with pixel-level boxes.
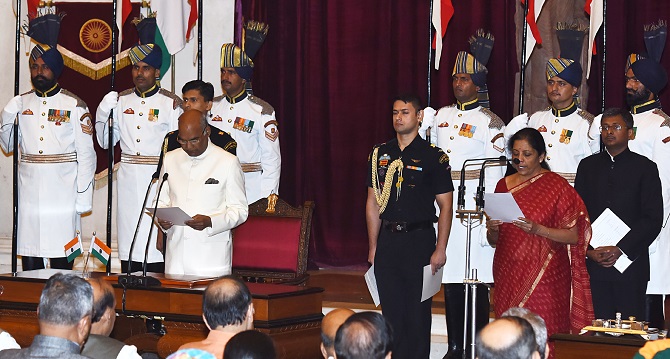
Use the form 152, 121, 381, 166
64, 236, 82, 263
90, 236, 112, 266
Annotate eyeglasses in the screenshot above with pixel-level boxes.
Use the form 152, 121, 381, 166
599, 124, 626, 132
176, 129, 207, 145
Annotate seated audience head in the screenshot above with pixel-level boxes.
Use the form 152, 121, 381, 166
321, 308, 355, 359
476, 316, 540, 359
182, 80, 215, 113
223, 330, 277, 359
202, 275, 254, 332
88, 278, 117, 337
334, 311, 393, 359
502, 307, 548, 359
38, 273, 94, 347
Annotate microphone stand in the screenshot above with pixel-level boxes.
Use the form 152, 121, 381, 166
456, 156, 506, 359
139, 173, 169, 287
119, 172, 159, 287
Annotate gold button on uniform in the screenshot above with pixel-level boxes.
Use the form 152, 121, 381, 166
450, 136, 454, 140
447, 149, 451, 153
42, 112, 45, 116
39, 150, 43, 154
551, 130, 555, 135
136, 139, 141, 142
457, 114, 462, 117
39, 137, 43, 141
548, 143, 553, 147
141, 101, 146, 105
40, 125, 44, 129
547, 156, 551, 160
454, 125, 458, 129
42, 101, 47, 105
137, 125, 141, 129
139, 113, 143, 116
136, 152, 140, 155
230, 106, 234, 110
554, 119, 559, 123
228, 119, 232, 123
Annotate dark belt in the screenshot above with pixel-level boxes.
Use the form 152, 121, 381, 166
382, 220, 433, 233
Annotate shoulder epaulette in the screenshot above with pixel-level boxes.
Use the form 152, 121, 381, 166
159, 88, 183, 110
21, 89, 34, 96
577, 109, 595, 125
213, 95, 225, 103
119, 88, 134, 96
480, 107, 504, 129
248, 95, 274, 115
435, 104, 456, 116
60, 89, 87, 109
654, 109, 670, 127
543, 106, 551, 111
162, 133, 170, 154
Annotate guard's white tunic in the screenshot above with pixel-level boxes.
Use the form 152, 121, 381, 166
96, 86, 182, 263
420, 102, 506, 283
0, 87, 96, 257
210, 91, 280, 204
156, 140, 248, 276
505, 103, 597, 182
589, 101, 670, 294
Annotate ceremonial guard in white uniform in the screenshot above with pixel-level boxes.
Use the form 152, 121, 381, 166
210, 22, 280, 204
588, 22, 670, 328
96, 38, 182, 272
420, 30, 505, 359
0, 14, 96, 270
156, 111, 248, 276
505, 23, 596, 183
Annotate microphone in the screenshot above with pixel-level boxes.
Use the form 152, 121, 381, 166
139, 172, 169, 287
458, 157, 508, 209
123, 171, 159, 277
512, 158, 520, 164
476, 156, 507, 209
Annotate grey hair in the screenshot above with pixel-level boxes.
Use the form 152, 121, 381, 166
502, 307, 547, 359
38, 273, 93, 326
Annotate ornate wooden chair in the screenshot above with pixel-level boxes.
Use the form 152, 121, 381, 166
232, 194, 315, 285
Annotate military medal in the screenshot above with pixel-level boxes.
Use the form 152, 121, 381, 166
48, 109, 71, 125
148, 108, 159, 122
559, 129, 573, 144
234, 117, 255, 133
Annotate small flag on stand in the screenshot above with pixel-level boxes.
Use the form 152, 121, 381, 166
64, 234, 82, 262
90, 235, 112, 266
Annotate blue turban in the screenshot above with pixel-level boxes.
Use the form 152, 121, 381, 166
29, 44, 64, 79
129, 43, 163, 69
546, 58, 582, 87
630, 58, 668, 95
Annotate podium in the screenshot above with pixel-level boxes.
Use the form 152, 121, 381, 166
0, 269, 324, 359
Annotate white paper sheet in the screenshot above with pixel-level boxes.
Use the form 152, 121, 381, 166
590, 208, 632, 273
421, 264, 444, 302
146, 207, 193, 226
364, 265, 380, 307
483, 193, 525, 222
590, 208, 630, 248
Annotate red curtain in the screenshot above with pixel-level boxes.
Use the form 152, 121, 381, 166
242, 0, 518, 267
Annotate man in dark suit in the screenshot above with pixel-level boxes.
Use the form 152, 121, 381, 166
575, 107, 663, 320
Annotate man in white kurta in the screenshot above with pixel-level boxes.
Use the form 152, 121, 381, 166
95, 44, 182, 273
209, 43, 280, 204
0, 44, 95, 270
155, 110, 248, 276
588, 53, 670, 328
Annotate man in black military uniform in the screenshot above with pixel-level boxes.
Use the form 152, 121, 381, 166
366, 94, 454, 359
157, 80, 237, 172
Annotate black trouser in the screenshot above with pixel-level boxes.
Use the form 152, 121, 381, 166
22, 256, 73, 271
443, 283, 490, 357
646, 294, 666, 329
375, 226, 435, 359
590, 279, 647, 321
121, 260, 165, 274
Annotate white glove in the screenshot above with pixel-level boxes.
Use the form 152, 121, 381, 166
3, 95, 23, 115
99, 91, 119, 113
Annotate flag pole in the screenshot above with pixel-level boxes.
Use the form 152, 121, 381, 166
600, 0, 607, 113
427, 0, 433, 108
197, 0, 203, 80
106, 0, 119, 275
518, 0, 530, 115
11, 0, 22, 275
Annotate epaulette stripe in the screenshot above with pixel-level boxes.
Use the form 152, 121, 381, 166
212, 95, 225, 102
480, 107, 505, 129
248, 95, 274, 115
119, 88, 134, 96
654, 109, 670, 127
60, 89, 88, 109
577, 109, 595, 125
21, 90, 35, 96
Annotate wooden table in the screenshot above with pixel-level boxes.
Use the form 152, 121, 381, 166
0, 269, 324, 359
552, 332, 646, 359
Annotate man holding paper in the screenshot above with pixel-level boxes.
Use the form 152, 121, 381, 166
155, 110, 248, 276
575, 108, 663, 320
366, 94, 453, 359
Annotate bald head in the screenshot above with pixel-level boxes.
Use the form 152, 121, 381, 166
321, 309, 355, 358
476, 317, 539, 359
202, 275, 253, 332
88, 278, 116, 336
177, 109, 210, 157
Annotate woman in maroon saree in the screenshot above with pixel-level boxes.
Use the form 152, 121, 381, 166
487, 128, 594, 352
